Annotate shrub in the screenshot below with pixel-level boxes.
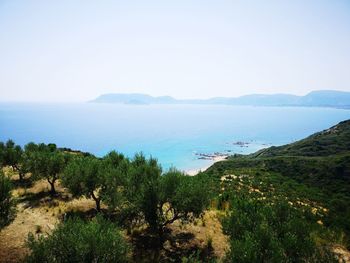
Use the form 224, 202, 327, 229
25, 217, 129, 263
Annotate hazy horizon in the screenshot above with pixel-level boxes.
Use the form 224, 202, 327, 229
1, 1, 350, 102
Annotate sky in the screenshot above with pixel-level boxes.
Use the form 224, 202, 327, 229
0, 0, 350, 102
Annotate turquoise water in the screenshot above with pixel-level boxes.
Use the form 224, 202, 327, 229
0, 103, 349, 171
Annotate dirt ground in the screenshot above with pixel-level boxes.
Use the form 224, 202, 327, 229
168, 210, 229, 260
0, 172, 96, 263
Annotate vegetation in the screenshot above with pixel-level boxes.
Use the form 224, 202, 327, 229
0, 170, 14, 229
205, 120, 350, 255
0, 140, 27, 181
125, 155, 210, 237
223, 191, 334, 262
0, 120, 349, 262
252, 119, 350, 158
25, 217, 129, 263
26, 143, 69, 195
62, 156, 106, 211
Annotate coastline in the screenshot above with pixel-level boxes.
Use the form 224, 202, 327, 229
185, 155, 228, 176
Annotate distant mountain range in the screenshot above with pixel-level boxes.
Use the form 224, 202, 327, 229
91, 90, 350, 108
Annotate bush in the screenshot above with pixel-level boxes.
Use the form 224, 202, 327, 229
25, 217, 129, 263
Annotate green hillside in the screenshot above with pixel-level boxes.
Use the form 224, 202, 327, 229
207, 120, 350, 196
252, 120, 350, 157
205, 119, 350, 255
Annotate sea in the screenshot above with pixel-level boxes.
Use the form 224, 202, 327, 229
1, 103, 349, 172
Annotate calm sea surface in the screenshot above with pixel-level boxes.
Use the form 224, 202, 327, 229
1, 103, 349, 171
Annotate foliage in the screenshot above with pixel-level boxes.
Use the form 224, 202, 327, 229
62, 152, 128, 212
223, 192, 334, 263
124, 154, 210, 236
0, 170, 14, 229
27, 143, 69, 195
62, 156, 103, 211
251, 120, 350, 158
205, 120, 350, 248
0, 140, 28, 181
25, 216, 129, 263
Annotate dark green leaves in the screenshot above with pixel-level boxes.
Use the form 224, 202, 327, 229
0, 170, 14, 229
25, 217, 129, 263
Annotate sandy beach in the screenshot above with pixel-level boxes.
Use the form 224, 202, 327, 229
185, 155, 228, 176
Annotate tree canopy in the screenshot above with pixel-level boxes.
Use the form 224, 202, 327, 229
0, 140, 27, 181
124, 154, 210, 236
27, 143, 68, 195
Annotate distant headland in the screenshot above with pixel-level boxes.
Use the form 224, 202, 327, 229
90, 90, 350, 108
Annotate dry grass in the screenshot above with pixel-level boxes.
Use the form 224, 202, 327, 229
0, 172, 96, 263
332, 245, 350, 263
168, 210, 229, 261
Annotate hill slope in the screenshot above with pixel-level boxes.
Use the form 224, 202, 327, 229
253, 120, 350, 158
205, 119, 350, 248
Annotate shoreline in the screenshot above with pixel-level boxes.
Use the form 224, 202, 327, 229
185, 155, 228, 176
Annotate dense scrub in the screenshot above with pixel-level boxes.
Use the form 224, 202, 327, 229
223, 194, 334, 262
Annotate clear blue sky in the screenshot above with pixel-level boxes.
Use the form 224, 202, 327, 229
1, 0, 350, 102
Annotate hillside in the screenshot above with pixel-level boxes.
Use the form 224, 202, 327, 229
252, 119, 350, 157
91, 90, 350, 108
207, 119, 350, 197
205, 119, 350, 253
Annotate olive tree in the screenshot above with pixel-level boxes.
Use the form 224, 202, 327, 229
62, 152, 128, 212
62, 156, 104, 211
159, 169, 210, 228
99, 151, 129, 210
29, 143, 67, 195
126, 154, 210, 237
0, 140, 27, 181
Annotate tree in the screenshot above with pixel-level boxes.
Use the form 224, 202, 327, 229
29, 143, 67, 195
25, 217, 129, 263
0, 142, 5, 166
159, 170, 210, 228
62, 156, 104, 211
99, 151, 129, 211
125, 154, 210, 237
1, 140, 27, 181
63, 151, 129, 212
0, 170, 14, 229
